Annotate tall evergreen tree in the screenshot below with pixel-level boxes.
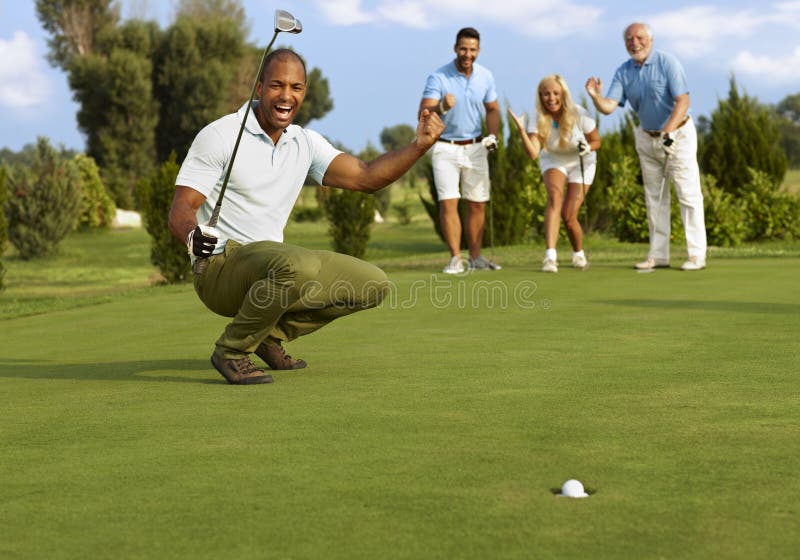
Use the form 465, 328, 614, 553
775, 93, 800, 167
154, 15, 244, 162
700, 76, 787, 194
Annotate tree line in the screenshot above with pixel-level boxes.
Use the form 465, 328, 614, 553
1, 0, 799, 288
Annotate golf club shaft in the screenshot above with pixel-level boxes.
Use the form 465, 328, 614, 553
207, 31, 281, 228
579, 154, 588, 236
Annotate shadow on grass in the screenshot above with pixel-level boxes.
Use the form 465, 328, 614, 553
601, 299, 800, 315
0, 359, 222, 384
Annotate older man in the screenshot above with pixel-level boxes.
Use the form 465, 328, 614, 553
586, 22, 707, 271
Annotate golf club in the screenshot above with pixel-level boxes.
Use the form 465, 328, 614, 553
637, 153, 671, 274
194, 9, 302, 274
578, 145, 588, 268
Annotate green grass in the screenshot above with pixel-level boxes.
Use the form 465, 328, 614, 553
782, 167, 800, 195
2, 215, 800, 559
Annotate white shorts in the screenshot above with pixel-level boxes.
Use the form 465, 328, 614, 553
540, 152, 596, 185
431, 141, 491, 201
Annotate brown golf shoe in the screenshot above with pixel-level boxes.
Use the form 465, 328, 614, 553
210, 352, 274, 385
254, 341, 307, 370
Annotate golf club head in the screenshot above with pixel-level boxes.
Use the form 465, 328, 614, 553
275, 9, 302, 33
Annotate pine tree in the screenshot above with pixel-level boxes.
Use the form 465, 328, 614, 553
136, 154, 190, 283
700, 76, 787, 194
5, 138, 82, 260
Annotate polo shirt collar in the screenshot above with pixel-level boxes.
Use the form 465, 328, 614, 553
236, 101, 300, 143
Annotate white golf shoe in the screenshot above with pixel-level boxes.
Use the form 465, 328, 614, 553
541, 257, 558, 273
634, 257, 670, 271
442, 255, 465, 274
572, 253, 589, 270
680, 256, 706, 271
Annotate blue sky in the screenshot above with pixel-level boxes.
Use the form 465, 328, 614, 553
1, 0, 799, 153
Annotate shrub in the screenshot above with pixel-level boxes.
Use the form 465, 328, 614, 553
740, 168, 800, 241
5, 137, 82, 259
136, 154, 190, 283
701, 174, 747, 247
320, 187, 374, 258
74, 154, 116, 230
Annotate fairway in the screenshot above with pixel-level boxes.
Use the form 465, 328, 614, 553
2, 254, 799, 559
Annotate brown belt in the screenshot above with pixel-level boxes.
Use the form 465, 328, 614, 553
438, 136, 483, 145
644, 116, 690, 137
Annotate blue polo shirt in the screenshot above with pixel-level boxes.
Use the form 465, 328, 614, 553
422, 61, 497, 141
606, 50, 689, 131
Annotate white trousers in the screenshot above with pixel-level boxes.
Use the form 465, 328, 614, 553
634, 118, 707, 261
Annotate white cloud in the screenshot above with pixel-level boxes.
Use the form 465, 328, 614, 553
648, 6, 765, 58
315, 0, 375, 26
0, 31, 50, 108
731, 46, 800, 84
312, 0, 603, 38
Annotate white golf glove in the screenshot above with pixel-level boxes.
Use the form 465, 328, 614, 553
187, 224, 220, 257
577, 140, 591, 157
661, 132, 675, 156
482, 134, 498, 152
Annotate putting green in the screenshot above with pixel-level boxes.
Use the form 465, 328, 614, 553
2, 257, 799, 558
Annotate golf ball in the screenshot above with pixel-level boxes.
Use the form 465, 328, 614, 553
561, 479, 589, 498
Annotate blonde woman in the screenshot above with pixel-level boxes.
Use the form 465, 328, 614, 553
508, 75, 600, 272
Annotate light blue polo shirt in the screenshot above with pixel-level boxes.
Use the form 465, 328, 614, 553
606, 50, 689, 131
177, 101, 341, 253
422, 61, 497, 141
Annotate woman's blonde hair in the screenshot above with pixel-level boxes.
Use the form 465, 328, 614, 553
535, 74, 579, 151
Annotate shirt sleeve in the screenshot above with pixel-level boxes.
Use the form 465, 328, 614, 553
526, 111, 539, 134
307, 130, 344, 185
664, 53, 689, 99
175, 124, 227, 196
579, 107, 597, 134
606, 66, 627, 108
484, 70, 498, 104
422, 72, 443, 100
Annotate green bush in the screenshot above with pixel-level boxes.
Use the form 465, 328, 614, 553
74, 154, 116, 230
5, 137, 82, 260
740, 168, 800, 241
0, 165, 8, 290
320, 187, 374, 258
605, 155, 648, 242
701, 174, 747, 247
136, 153, 190, 283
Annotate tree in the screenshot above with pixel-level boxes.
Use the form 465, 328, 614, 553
5, 138, 82, 260
154, 15, 245, 162
775, 93, 800, 167
136, 153, 190, 282
36, 0, 120, 68
700, 76, 787, 194
0, 165, 8, 290
74, 154, 115, 229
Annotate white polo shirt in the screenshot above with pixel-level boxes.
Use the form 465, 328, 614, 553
176, 101, 342, 253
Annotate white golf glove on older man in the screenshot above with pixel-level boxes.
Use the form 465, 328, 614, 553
187, 224, 221, 257
661, 132, 675, 156
481, 134, 498, 152
577, 139, 591, 157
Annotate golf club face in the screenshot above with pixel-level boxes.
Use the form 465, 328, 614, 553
275, 9, 302, 33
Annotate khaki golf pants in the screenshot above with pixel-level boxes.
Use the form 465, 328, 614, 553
634, 117, 707, 261
194, 240, 390, 359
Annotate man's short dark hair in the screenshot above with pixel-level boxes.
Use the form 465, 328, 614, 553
260, 48, 307, 83
456, 27, 480, 43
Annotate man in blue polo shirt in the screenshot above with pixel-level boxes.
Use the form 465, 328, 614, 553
586, 22, 707, 271
419, 27, 502, 274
